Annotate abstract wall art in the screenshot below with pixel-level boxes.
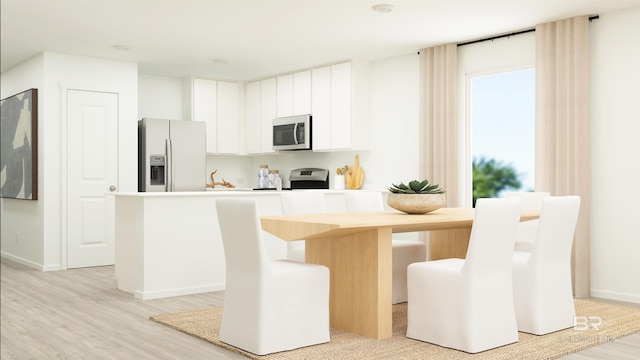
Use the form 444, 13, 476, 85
1, 88, 38, 200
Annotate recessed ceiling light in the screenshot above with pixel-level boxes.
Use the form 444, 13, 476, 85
372, 4, 394, 13
213, 58, 229, 64
113, 44, 131, 51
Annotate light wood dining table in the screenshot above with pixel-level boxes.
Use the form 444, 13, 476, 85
260, 207, 538, 340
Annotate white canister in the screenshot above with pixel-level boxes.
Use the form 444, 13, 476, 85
257, 164, 269, 188
334, 175, 345, 190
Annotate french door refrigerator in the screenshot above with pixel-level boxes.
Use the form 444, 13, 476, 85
138, 118, 206, 192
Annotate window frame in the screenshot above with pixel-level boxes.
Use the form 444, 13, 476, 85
457, 32, 536, 207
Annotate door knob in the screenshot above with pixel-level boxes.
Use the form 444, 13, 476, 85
109, 185, 117, 192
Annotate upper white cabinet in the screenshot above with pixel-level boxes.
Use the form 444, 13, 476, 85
311, 66, 331, 150
293, 70, 312, 115
245, 78, 277, 155
184, 78, 243, 154
217, 81, 241, 154
277, 71, 312, 118
312, 61, 370, 151
245, 61, 369, 154
245, 81, 262, 154
260, 78, 277, 154
276, 74, 294, 118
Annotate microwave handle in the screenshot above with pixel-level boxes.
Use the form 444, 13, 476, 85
293, 122, 299, 144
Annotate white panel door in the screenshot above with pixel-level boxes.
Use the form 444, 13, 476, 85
67, 90, 118, 268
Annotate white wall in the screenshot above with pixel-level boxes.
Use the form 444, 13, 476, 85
1, 53, 138, 270
1, 54, 46, 268
138, 74, 183, 120
589, 7, 640, 303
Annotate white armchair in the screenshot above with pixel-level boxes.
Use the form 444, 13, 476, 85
512, 196, 581, 335
343, 191, 426, 304
406, 198, 522, 353
280, 191, 326, 262
215, 198, 330, 355
504, 191, 550, 252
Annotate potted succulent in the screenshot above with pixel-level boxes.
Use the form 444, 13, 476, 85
387, 179, 446, 214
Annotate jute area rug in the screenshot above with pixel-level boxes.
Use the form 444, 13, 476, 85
150, 299, 640, 360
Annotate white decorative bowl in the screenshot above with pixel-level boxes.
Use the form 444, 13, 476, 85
387, 193, 446, 214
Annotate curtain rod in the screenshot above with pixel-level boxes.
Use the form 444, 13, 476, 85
418, 15, 599, 53
457, 15, 599, 47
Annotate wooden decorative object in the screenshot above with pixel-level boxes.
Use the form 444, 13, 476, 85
346, 155, 364, 189
206, 169, 235, 189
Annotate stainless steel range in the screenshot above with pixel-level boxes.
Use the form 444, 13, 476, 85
289, 168, 329, 189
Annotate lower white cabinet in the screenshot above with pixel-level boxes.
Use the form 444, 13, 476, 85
113, 191, 351, 300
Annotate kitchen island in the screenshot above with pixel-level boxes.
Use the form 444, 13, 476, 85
113, 190, 352, 299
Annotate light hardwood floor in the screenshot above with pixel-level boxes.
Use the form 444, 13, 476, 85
1, 257, 638, 359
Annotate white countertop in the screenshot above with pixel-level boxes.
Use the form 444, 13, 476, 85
111, 188, 363, 197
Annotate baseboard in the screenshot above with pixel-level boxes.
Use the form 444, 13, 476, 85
0, 252, 63, 271
1, 252, 62, 272
133, 283, 226, 300
1, 252, 41, 270
591, 289, 640, 304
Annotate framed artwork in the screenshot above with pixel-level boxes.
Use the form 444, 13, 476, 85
1, 88, 38, 200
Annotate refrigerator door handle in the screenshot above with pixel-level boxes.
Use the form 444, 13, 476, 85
166, 139, 173, 192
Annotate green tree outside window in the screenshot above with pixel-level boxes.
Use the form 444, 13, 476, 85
472, 157, 522, 206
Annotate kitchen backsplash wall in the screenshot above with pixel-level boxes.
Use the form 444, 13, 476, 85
204, 151, 374, 190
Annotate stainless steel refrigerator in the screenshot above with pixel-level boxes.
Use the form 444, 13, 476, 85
138, 118, 206, 192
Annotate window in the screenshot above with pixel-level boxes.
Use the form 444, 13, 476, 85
457, 31, 535, 206
471, 68, 535, 205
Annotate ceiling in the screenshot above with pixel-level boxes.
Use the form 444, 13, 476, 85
2, 0, 640, 82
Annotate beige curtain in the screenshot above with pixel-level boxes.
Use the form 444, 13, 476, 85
418, 44, 459, 206
535, 16, 590, 297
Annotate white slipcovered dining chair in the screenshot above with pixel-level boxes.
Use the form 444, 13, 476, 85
504, 191, 550, 252
343, 191, 426, 304
215, 198, 330, 355
280, 191, 326, 262
406, 198, 522, 353
512, 196, 581, 335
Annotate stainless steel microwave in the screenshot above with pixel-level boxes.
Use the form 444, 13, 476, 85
272, 114, 312, 151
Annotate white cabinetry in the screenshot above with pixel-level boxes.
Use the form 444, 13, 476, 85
312, 61, 370, 151
184, 77, 242, 154
276, 74, 293, 117
277, 71, 312, 118
261, 78, 277, 154
245, 81, 262, 154
114, 190, 353, 299
293, 70, 312, 115
246, 71, 313, 155
246, 77, 279, 154
311, 66, 331, 150
244, 61, 368, 154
